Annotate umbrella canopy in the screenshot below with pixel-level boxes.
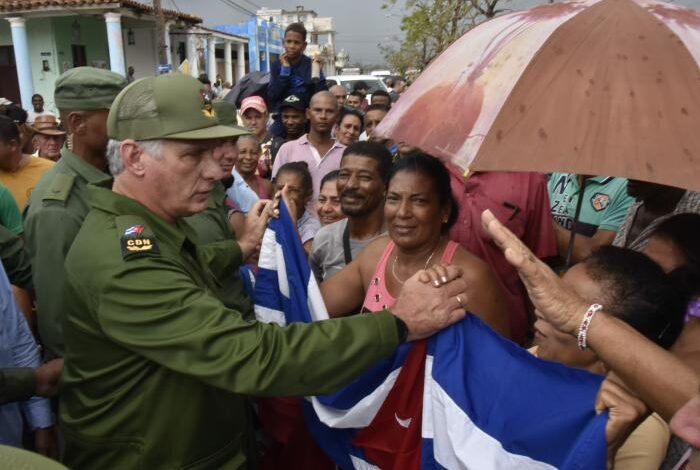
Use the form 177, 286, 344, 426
376, 0, 700, 191
224, 71, 270, 108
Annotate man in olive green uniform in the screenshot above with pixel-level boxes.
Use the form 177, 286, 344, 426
0, 224, 31, 291
185, 100, 253, 314
23, 67, 127, 360
60, 73, 468, 469
0, 359, 63, 404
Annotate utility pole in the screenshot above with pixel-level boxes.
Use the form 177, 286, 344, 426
154, 0, 167, 64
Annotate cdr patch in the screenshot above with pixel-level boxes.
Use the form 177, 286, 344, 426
121, 225, 160, 258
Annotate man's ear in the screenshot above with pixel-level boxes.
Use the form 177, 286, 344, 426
120, 140, 146, 176
65, 111, 86, 135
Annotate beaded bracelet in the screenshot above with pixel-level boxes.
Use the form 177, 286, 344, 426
577, 303, 603, 350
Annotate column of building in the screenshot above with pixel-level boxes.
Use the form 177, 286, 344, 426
6, 17, 34, 109
223, 41, 232, 84
104, 12, 126, 76
207, 35, 216, 82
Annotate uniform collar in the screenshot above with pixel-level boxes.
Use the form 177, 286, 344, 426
87, 180, 195, 250
60, 148, 110, 184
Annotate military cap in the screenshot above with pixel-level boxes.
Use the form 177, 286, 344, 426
108, 74, 250, 141
212, 100, 240, 128
54, 67, 127, 111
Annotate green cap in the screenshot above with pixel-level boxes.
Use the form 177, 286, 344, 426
54, 66, 127, 111
213, 100, 240, 127
108, 74, 249, 141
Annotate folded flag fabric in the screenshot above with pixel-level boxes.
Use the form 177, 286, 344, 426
254, 201, 609, 469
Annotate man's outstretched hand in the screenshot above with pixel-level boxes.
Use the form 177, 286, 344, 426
393, 265, 467, 341
481, 209, 587, 336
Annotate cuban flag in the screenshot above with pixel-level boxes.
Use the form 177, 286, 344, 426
254, 201, 608, 470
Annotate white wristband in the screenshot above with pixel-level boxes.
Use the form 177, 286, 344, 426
577, 304, 603, 350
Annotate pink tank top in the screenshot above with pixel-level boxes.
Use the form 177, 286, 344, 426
362, 240, 459, 312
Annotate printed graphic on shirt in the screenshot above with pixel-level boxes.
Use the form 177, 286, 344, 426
590, 193, 610, 211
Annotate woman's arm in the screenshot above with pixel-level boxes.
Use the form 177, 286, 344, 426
320, 237, 389, 318
320, 259, 366, 317
455, 248, 511, 337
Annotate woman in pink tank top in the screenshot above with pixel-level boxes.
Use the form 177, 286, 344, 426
321, 154, 511, 338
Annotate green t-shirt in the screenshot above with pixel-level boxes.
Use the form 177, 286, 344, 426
548, 174, 634, 236
0, 184, 22, 235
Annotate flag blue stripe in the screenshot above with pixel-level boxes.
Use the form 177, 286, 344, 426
429, 315, 607, 468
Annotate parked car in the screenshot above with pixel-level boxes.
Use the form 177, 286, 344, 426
326, 74, 389, 103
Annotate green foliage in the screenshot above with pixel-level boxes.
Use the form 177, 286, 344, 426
382, 0, 506, 74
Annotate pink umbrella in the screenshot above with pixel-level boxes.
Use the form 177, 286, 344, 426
376, 0, 700, 192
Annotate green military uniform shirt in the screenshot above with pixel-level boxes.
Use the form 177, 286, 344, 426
0, 224, 32, 290
23, 149, 110, 360
60, 182, 401, 470
0, 367, 35, 404
184, 182, 254, 318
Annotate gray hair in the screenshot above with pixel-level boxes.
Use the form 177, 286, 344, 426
106, 138, 164, 176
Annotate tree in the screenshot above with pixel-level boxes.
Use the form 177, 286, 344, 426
381, 0, 507, 74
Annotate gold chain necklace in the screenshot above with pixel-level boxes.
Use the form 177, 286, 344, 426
391, 243, 439, 285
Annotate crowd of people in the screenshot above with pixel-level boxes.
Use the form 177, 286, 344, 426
0, 20, 699, 470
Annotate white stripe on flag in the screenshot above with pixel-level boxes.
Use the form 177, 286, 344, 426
423, 356, 556, 470
350, 455, 381, 470
306, 276, 330, 322
310, 367, 403, 428
254, 305, 287, 326
257, 229, 290, 298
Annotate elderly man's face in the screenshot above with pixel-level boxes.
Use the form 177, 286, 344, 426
140, 139, 225, 220
34, 133, 65, 161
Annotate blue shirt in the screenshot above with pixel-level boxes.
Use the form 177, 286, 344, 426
227, 168, 260, 214
267, 55, 327, 112
0, 261, 53, 446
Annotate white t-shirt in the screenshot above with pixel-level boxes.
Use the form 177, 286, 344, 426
27, 110, 56, 124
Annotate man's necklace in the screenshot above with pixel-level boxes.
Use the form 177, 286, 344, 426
391, 243, 440, 285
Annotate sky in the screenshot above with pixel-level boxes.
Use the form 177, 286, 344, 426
165, 0, 700, 66
162, 0, 407, 65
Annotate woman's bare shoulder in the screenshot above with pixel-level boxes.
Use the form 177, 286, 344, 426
451, 243, 494, 281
